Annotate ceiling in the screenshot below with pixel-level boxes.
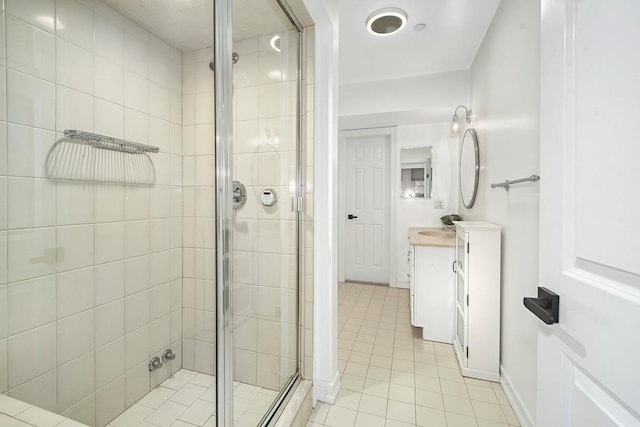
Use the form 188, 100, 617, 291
338, 0, 500, 85
102, 0, 309, 53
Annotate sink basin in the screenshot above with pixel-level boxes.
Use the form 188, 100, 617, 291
418, 230, 453, 237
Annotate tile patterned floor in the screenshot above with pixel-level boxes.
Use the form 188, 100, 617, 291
307, 282, 519, 427
109, 370, 278, 426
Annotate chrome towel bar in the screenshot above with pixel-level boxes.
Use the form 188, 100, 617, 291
491, 174, 540, 191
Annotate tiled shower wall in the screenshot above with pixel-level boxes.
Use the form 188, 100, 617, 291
0, 1, 183, 426
181, 47, 216, 375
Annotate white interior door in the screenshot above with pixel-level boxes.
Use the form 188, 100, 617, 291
344, 135, 389, 284
537, 1, 640, 425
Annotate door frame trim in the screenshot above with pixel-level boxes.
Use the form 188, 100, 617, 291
338, 126, 397, 286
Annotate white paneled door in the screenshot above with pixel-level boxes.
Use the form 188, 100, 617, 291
344, 134, 389, 284
537, 0, 640, 425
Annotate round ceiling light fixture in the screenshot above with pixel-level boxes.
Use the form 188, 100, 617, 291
366, 8, 408, 36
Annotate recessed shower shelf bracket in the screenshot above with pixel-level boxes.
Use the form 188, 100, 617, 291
491, 174, 540, 192
64, 129, 160, 154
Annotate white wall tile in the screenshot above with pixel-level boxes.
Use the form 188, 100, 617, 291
194, 92, 213, 125
6, 124, 55, 178
7, 228, 56, 283
94, 12, 124, 65
149, 46, 170, 87
149, 116, 170, 153
95, 374, 125, 427
236, 87, 259, 121
124, 255, 149, 296
149, 284, 170, 321
57, 352, 95, 412
95, 222, 124, 264
8, 323, 56, 388
0, 289, 8, 339
56, 38, 93, 94
195, 156, 214, 187
170, 309, 182, 343
56, 0, 94, 51
7, 70, 55, 130
149, 315, 170, 354
124, 108, 149, 144
8, 369, 57, 413
56, 85, 94, 133
124, 291, 149, 333
195, 61, 214, 93
95, 300, 124, 348
149, 83, 171, 121
149, 251, 171, 287
57, 309, 94, 365
94, 56, 124, 105
95, 261, 124, 306
6, 15, 55, 81
193, 341, 214, 375
259, 84, 281, 118
124, 31, 148, 77
149, 219, 171, 253
124, 326, 148, 371
6, 0, 56, 33
56, 225, 94, 272
94, 98, 124, 139
182, 94, 195, 126
57, 267, 94, 319
95, 339, 124, 389
7, 276, 56, 335
124, 69, 148, 113
7, 177, 56, 228
94, 184, 124, 223
170, 94, 181, 126
124, 221, 149, 258
125, 362, 149, 407
150, 187, 171, 219
60, 392, 95, 426
56, 181, 94, 225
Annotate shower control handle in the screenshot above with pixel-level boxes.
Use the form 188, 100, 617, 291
148, 356, 163, 371
162, 349, 176, 362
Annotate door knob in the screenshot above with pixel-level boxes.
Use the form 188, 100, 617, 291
347, 214, 358, 220
523, 287, 559, 325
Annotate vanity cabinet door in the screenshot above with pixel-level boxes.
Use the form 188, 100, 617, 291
454, 232, 469, 366
408, 246, 415, 325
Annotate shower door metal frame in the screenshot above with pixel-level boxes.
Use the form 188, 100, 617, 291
214, 0, 234, 424
214, 0, 304, 426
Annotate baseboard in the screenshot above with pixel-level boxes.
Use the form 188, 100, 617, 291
393, 281, 409, 289
314, 371, 340, 405
500, 365, 535, 427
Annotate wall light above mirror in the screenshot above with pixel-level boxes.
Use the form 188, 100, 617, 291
450, 105, 473, 135
401, 146, 433, 199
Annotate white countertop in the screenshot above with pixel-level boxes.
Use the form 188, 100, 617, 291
409, 227, 456, 248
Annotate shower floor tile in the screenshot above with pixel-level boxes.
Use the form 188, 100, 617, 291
109, 370, 275, 426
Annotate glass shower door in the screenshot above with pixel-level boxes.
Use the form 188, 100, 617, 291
214, 0, 302, 424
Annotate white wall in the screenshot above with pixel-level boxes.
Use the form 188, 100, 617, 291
339, 70, 469, 130
395, 124, 458, 286
461, 0, 540, 424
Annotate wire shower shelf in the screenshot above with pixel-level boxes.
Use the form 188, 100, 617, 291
64, 130, 160, 154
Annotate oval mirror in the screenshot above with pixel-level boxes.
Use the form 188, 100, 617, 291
459, 128, 479, 208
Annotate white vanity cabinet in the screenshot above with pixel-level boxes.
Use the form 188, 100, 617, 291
453, 221, 501, 381
408, 228, 456, 343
